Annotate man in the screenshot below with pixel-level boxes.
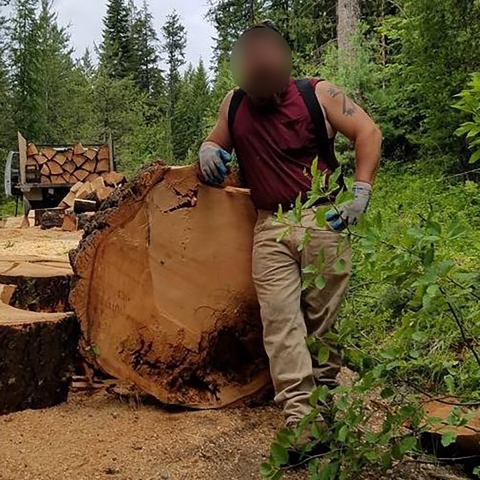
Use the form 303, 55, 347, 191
199, 22, 382, 440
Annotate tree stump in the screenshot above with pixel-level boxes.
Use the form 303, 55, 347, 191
0, 302, 78, 415
70, 163, 270, 409
0, 257, 73, 313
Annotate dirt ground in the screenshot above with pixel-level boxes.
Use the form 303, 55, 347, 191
0, 389, 470, 480
0, 220, 471, 480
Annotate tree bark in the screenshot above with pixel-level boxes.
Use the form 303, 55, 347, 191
69, 163, 270, 409
0, 263, 78, 416
337, 0, 361, 61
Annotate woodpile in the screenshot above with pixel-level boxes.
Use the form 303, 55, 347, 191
69, 163, 270, 409
0, 257, 78, 415
26, 142, 112, 185
59, 173, 127, 232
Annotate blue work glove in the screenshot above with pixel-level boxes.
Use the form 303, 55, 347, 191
199, 144, 232, 184
326, 181, 372, 231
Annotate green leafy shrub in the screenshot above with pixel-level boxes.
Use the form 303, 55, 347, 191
260, 159, 480, 479
454, 73, 480, 164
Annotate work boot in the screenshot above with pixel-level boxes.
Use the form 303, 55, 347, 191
284, 416, 331, 466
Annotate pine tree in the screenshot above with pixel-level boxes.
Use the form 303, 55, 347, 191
130, 0, 164, 96
207, 0, 265, 64
35, 0, 76, 142
162, 10, 187, 120
99, 0, 135, 79
0, 1, 13, 149
172, 60, 211, 161
9, 0, 41, 140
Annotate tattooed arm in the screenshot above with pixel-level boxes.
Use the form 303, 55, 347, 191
316, 81, 382, 185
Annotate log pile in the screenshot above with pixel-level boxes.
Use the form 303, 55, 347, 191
0, 257, 78, 415
26, 142, 112, 185
69, 163, 270, 409
60, 173, 127, 232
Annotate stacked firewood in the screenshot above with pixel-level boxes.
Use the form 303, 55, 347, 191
36, 171, 127, 230
60, 172, 127, 231
26, 142, 111, 184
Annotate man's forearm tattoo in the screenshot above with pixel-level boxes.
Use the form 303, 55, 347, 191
327, 87, 357, 117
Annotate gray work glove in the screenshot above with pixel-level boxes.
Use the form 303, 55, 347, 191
326, 181, 372, 231
199, 144, 232, 184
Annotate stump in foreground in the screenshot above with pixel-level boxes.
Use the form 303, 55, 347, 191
0, 257, 73, 312
0, 282, 78, 415
70, 163, 270, 409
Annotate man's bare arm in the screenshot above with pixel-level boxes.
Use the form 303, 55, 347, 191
203, 90, 235, 152
316, 81, 382, 185
198, 91, 235, 184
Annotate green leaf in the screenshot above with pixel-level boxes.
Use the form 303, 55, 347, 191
380, 387, 395, 399
310, 385, 330, 407
473, 466, 480, 478
259, 463, 273, 477
276, 428, 295, 448
270, 443, 289, 467
338, 425, 348, 442
449, 218, 468, 239
317, 461, 339, 480
329, 168, 342, 189
444, 374, 455, 394
333, 259, 348, 273
412, 330, 427, 342
364, 451, 380, 462
470, 149, 480, 163
317, 345, 330, 365
336, 396, 348, 411
335, 190, 354, 205
302, 277, 314, 290
315, 208, 328, 228
399, 436, 417, 454
315, 274, 327, 290
441, 432, 457, 447
311, 157, 319, 177
303, 265, 318, 274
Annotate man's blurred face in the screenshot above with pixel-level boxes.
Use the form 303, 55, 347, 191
231, 28, 292, 99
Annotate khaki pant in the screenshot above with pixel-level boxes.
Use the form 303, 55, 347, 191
252, 208, 351, 424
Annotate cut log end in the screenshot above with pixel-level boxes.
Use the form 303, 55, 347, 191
70, 163, 269, 409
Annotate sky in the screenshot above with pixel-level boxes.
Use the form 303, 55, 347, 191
53, 0, 216, 70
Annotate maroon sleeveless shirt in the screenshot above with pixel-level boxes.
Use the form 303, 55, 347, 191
231, 78, 331, 211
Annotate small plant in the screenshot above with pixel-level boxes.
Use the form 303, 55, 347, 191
260, 162, 479, 480
453, 72, 480, 164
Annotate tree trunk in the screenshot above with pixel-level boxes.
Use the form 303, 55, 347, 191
69, 163, 270, 409
337, 0, 361, 61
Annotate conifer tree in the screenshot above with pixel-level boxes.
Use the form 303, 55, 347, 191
99, 0, 134, 79
35, 0, 75, 142
162, 10, 187, 120
131, 0, 163, 96
9, 0, 41, 140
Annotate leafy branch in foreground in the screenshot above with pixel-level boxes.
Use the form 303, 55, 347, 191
261, 161, 479, 480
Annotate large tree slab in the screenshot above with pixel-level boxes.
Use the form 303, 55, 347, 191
0, 284, 78, 415
70, 163, 269, 409
0, 257, 72, 313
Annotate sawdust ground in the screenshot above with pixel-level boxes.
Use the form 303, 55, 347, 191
0, 389, 470, 480
0, 218, 80, 258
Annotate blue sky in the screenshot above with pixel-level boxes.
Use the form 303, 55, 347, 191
54, 0, 216, 69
